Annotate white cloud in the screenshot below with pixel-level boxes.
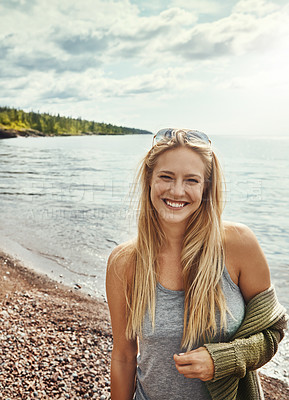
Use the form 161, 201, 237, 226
162, 0, 289, 61
170, 0, 223, 15
2, 0, 288, 71
233, 0, 278, 16
0, 65, 200, 110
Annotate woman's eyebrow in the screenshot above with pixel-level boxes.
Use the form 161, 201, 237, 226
158, 170, 174, 174
184, 173, 202, 179
158, 170, 202, 179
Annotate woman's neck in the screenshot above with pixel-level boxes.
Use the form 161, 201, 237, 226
161, 221, 186, 252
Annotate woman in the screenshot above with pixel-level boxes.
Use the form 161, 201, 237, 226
106, 129, 287, 400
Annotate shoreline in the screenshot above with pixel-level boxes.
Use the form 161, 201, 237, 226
0, 128, 47, 138
0, 127, 151, 139
1, 251, 288, 399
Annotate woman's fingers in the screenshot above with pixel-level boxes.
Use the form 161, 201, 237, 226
173, 347, 214, 381
174, 353, 202, 379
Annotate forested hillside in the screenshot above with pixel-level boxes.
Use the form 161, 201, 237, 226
0, 106, 151, 136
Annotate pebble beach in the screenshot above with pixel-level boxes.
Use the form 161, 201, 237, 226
0, 252, 112, 399
0, 251, 288, 400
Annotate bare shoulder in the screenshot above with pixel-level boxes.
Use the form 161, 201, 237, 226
223, 220, 271, 303
106, 240, 136, 284
223, 220, 259, 249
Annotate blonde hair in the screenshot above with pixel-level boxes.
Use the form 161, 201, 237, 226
121, 130, 226, 349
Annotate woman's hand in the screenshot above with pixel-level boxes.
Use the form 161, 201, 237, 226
173, 347, 215, 381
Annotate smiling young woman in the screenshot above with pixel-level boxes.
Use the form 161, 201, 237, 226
106, 129, 287, 400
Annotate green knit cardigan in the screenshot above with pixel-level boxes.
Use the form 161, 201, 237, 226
204, 286, 288, 400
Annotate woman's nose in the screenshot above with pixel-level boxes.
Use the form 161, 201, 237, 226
170, 179, 185, 197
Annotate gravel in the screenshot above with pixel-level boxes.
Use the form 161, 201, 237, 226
0, 253, 111, 399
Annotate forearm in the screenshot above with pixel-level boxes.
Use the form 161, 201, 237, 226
204, 316, 287, 381
204, 286, 288, 382
111, 357, 137, 400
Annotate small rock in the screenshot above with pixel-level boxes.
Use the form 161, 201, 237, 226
74, 283, 82, 290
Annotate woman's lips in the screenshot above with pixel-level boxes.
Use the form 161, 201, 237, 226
163, 199, 189, 209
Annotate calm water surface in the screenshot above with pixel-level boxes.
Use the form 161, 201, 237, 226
0, 134, 288, 381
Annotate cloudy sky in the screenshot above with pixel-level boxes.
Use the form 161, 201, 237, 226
1, 0, 289, 135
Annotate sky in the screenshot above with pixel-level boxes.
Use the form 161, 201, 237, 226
1, 0, 289, 136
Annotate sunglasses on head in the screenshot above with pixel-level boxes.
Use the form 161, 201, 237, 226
152, 128, 211, 147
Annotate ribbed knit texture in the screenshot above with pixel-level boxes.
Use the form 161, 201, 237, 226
204, 286, 288, 400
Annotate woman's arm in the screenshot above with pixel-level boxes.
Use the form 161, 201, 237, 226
204, 314, 287, 380
106, 245, 138, 400
223, 222, 271, 303
174, 293, 287, 381
174, 223, 287, 381
205, 221, 288, 380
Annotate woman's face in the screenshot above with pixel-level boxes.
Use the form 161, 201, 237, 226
150, 147, 206, 229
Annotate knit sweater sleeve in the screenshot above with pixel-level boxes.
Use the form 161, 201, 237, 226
204, 315, 287, 381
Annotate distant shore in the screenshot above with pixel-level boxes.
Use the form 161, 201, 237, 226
0, 127, 152, 139
0, 106, 153, 138
0, 250, 288, 399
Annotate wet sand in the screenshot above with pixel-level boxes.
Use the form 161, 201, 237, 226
0, 251, 288, 399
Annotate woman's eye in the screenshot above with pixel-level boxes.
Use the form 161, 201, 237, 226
187, 178, 199, 184
160, 175, 172, 180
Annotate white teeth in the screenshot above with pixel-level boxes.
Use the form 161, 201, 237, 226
166, 200, 186, 208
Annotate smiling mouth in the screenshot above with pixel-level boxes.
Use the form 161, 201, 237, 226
163, 199, 189, 209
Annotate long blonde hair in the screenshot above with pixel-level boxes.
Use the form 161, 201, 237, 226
121, 130, 226, 349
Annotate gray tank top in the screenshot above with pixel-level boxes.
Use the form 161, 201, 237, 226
135, 266, 245, 400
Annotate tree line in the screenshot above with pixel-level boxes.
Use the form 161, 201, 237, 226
0, 106, 151, 136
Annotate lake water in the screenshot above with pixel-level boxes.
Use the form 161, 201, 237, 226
0, 134, 288, 382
